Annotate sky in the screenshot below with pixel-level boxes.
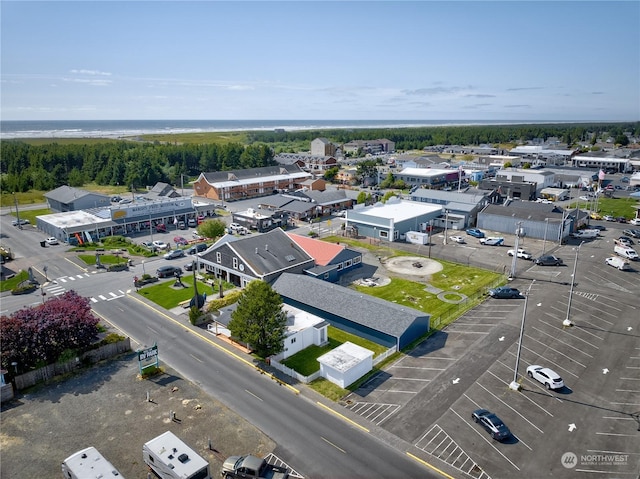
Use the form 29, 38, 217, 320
1, 1, 639, 122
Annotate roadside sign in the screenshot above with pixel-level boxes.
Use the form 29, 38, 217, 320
137, 344, 159, 374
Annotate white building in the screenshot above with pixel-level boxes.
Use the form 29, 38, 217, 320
317, 342, 373, 388
272, 305, 329, 360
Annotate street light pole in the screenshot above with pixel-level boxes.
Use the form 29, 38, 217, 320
563, 241, 584, 327
542, 218, 549, 255
509, 221, 523, 279
510, 280, 535, 391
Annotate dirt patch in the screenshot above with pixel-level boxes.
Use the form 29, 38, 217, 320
383, 256, 443, 277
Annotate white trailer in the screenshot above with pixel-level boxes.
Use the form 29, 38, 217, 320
143, 431, 211, 479
62, 446, 124, 479
405, 231, 429, 245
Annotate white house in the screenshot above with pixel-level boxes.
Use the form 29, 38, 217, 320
273, 305, 329, 360
317, 341, 373, 388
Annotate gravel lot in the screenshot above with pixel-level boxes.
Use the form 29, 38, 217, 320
0, 352, 274, 479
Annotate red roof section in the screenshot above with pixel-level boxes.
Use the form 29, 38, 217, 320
286, 233, 345, 266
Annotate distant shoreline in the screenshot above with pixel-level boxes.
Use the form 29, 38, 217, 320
1, 119, 617, 140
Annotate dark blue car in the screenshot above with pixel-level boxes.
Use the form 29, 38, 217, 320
466, 228, 485, 238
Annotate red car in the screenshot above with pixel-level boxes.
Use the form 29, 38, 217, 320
173, 236, 188, 246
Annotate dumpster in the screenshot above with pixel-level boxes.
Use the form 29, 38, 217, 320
40, 241, 46, 247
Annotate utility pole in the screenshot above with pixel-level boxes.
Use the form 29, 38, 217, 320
563, 241, 584, 327
509, 221, 523, 279
13, 193, 22, 229
510, 280, 535, 391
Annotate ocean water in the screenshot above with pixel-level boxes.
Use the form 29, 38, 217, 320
0, 119, 547, 140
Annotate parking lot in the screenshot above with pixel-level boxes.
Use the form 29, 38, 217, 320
342, 226, 640, 478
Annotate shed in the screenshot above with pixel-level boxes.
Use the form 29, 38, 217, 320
317, 342, 373, 388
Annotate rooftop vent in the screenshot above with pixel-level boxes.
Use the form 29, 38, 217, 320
178, 453, 189, 463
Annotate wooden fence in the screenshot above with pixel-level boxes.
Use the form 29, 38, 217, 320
12, 338, 131, 391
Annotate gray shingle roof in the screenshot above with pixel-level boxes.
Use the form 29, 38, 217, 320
44, 186, 108, 204
272, 273, 428, 339
202, 164, 303, 183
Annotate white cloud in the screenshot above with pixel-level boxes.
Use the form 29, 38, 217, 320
69, 69, 112, 76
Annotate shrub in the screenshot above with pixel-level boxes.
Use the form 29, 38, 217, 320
206, 289, 243, 312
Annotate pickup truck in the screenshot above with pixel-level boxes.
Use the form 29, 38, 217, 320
570, 230, 599, 239
221, 455, 289, 479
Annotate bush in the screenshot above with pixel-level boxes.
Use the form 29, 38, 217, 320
189, 306, 201, 325
11, 283, 36, 295
206, 289, 243, 313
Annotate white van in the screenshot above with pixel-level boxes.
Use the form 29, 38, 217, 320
614, 245, 639, 261
606, 256, 630, 270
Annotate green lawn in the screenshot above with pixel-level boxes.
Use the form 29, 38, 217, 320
136, 275, 233, 309
588, 196, 639, 219
0, 270, 29, 292
282, 326, 388, 376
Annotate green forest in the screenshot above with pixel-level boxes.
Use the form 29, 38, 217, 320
1, 122, 638, 194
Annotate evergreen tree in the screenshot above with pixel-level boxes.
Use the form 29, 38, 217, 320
228, 281, 287, 358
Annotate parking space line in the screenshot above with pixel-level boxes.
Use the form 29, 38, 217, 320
602, 416, 635, 421
392, 366, 446, 371
615, 389, 640, 393
487, 369, 557, 415
537, 317, 603, 347
620, 377, 640, 380
530, 326, 594, 357
610, 402, 640, 406
588, 449, 640, 455
510, 433, 532, 451
596, 432, 638, 437
511, 345, 580, 378
449, 409, 521, 471
524, 334, 587, 368
388, 377, 434, 381
475, 382, 545, 434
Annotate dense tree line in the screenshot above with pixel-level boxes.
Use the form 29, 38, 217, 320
0, 141, 275, 193
0, 291, 100, 371
2, 122, 637, 194
247, 122, 640, 151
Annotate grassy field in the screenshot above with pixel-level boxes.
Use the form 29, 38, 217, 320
282, 326, 388, 376
137, 275, 233, 309
586, 196, 639, 219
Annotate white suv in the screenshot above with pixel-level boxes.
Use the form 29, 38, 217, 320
479, 237, 504, 246
526, 365, 564, 390
507, 248, 532, 260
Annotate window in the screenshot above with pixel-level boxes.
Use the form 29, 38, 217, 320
216, 252, 221, 263
324, 273, 329, 280
380, 230, 389, 238
345, 259, 352, 268
233, 258, 238, 269
337, 263, 343, 271
353, 256, 361, 264
290, 337, 296, 344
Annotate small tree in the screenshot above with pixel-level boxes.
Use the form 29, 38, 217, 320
198, 218, 226, 239
228, 281, 287, 358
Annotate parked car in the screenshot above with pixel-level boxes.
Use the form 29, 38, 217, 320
163, 249, 185, 260
622, 229, 640, 238
614, 245, 639, 261
603, 215, 615, 222
507, 249, 532, 260
471, 409, 511, 441
629, 218, 640, 226
465, 228, 485, 238
152, 240, 169, 250
192, 232, 203, 240
154, 223, 167, 232
616, 217, 628, 223
156, 265, 182, 278
186, 243, 208, 255
173, 236, 189, 246
184, 262, 195, 271
188, 218, 197, 227
140, 241, 156, 250
177, 221, 186, 230
615, 237, 634, 246
45, 237, 59, 245
11, 218, 30, 226
450, 235, 466, 244
526, 365, 564, 390
479, 237, 504, 246
605, 256, 630, 271
488, 286, 521, 299
535, 255, 563, 266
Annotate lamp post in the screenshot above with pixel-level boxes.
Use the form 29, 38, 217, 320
542, 218, 550, 255
509, 222, 523, 280
149, 213, 154, 243
443, 210, 449, 245
563, 241, 584, 327
510, 280, 535, 391
43, 265, 48, 282
141, 260, 146, 276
